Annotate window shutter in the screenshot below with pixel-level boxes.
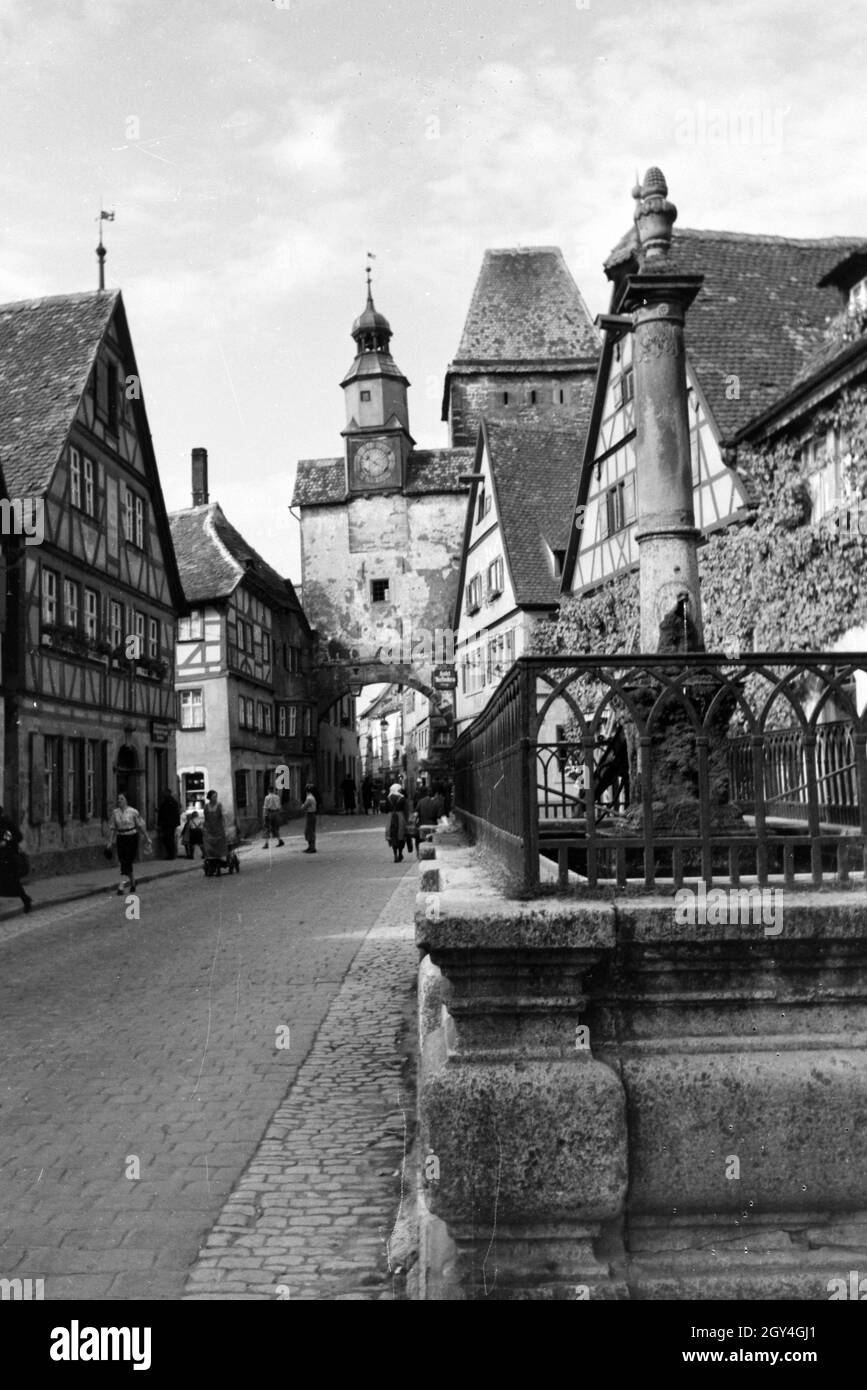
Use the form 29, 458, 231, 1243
29, 733, 45, 825
57, 739, 65, 826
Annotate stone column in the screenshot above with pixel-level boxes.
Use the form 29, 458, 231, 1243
622, 169, 705, 653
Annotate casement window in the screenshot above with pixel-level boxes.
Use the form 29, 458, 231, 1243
461, 645, 486, 695
371, 578, 389, 603
612, 367, 635, 409
178, 609, 203, 641
132, 610, 145, 656
84, 588, 99, 639
487, 556, 505, 598
288, 705, 298, 737
109, 600, 123, 652
258, 703, 273, 735
600, 475, 636, 538
477, 483, 487, 522
180, 689, 204, 730
44, 736, 60, 822
66, 738, 83, 820
83, 456, 95, 515
148, 617, 159, 660
278, 705, 287, 737
465, 575, 483, 614
804, 428, 848, 521
42, 568, 58, 625
303, 707, 312, 736
486, 628, 516, 684
70, 449, 81, 508
85, 740, 97, 818
234, 769, 248, 810
63, 578, 80, 629
238, 696, 247, 729
123, 488, 145, 547
261, 633, 271, 666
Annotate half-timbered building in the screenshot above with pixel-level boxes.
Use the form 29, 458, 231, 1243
562, 229, 867, 598
0, 289, 185, 873
452, 419, 588, 732
170, 451, 319, 838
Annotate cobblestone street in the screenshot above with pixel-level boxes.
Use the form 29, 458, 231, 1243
0, 821, 418, 1301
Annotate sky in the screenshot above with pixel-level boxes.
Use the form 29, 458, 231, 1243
0, 0, 864, 583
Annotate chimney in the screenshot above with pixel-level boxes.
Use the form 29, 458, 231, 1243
191, 448, 209, 506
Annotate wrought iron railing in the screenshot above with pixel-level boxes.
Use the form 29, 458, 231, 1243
452, 654, 867, 892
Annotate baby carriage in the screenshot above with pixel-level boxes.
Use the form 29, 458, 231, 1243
203, 844, 240, 876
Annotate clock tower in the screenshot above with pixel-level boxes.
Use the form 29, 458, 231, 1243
341, 276, 413, 493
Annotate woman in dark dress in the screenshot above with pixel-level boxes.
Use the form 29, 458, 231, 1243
202, 790, 228, 876
385, 783, 408, 863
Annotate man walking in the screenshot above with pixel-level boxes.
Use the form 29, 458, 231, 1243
302, 784, 318, 853
262, 784, 284, 848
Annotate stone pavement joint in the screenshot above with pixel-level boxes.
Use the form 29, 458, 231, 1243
183, 872, 419, 1301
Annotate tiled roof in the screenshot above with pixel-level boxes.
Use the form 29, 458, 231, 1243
605, 229, 864, 441
452, 248, 599, 363
404, 447, 475, 493
292, 448, 475, 506
0, 290, 119, 496
485, 417, 590, 607
169, 502, 295, 606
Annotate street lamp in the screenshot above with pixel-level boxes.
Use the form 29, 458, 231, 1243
348, 671, 364, 699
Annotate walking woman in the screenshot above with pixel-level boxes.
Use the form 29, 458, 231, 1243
107, 793, 152, 895
0, 807, 32, 914
385, 782, 408, 863
202, 789, 228, 876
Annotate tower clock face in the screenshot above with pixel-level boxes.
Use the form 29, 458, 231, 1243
355, 439, 395, 484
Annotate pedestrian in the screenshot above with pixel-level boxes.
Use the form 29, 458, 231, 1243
302, 783, 318, 853
415, 783, 444, 847
341, 775, 357, 814
180, 805, 204, 859
107, 793, 152, 895
262, 784, 284, 848
0, 807, 32, 914
157, 787, 181, 859
361, 775, 373, 815
385, 782, 408, 863
202, 789, 228, 875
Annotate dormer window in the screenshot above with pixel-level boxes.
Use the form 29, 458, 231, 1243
848, 276, 867, 316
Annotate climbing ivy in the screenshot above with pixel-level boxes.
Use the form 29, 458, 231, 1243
533, 385, 867, 657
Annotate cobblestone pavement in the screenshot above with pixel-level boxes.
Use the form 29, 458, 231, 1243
0, 822, 418, 1300
184, 877, 418, 1302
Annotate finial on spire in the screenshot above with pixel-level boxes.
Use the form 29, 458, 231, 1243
96, 208, 115, 291
365, 250, 376, 304
632, 168, 677, 263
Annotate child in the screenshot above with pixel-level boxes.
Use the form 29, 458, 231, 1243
302, 784, 318, 853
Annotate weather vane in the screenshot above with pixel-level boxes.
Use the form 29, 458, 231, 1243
95, 207, 115, 291
366, 250, 376, 298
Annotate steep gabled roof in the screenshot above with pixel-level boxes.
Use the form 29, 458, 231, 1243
451, 247, 599, 364
605, 229, 865, 442
170, 502, 299, 610
292, 447, 475, 507
451, 419, 588, 623
0, 289, 119, 496
485, 420, 588, 607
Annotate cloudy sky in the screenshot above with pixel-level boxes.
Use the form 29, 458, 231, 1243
0, 0, 863, 581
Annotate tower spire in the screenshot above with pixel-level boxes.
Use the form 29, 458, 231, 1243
365, 251, 376, 306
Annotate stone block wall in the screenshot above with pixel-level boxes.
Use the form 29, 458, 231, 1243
414, 833, 867, 1300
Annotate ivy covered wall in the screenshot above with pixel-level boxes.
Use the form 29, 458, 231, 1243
533, 385, 867, 657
